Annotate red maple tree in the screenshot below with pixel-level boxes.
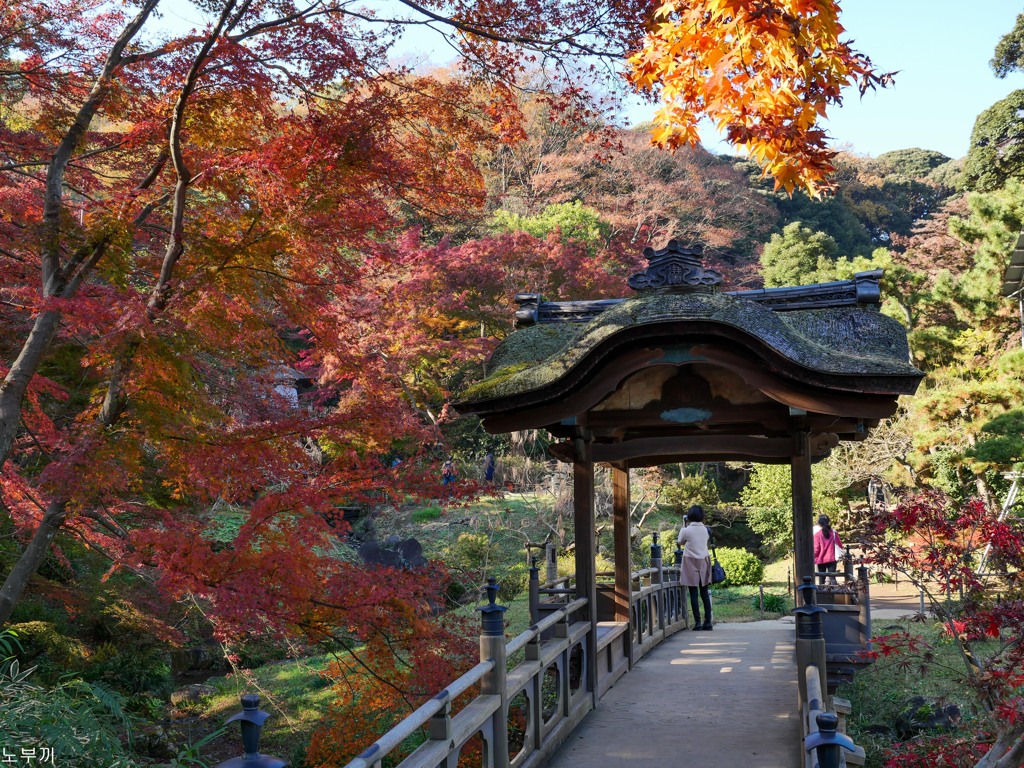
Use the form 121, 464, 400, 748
866, 492, 1024, 768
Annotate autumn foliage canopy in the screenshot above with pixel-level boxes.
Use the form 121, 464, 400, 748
629, 0, 892, 194
866, 492, 1024, 768
0, 0, 889, 759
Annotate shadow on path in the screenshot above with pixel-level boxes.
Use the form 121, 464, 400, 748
546, 621, 801, 768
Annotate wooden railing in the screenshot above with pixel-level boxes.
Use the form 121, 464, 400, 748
344, 547, 689, 768
796, 577, 867, 768
803, 662, 864, 768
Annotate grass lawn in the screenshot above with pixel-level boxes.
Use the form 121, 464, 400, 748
711, 557, 794, 622
194, 654, 335, 764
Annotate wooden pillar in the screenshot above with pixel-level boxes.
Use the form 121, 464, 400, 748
573, 440, 598, 703
791, 431, 815, 584
611, 465, 632, 625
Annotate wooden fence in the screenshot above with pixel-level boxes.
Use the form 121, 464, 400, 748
344, 549, 689, 768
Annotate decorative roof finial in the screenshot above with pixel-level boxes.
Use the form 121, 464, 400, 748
627, 240, 722, 292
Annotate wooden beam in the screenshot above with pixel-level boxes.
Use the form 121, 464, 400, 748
573, 443, 598, 703
791, 431, 815, 584
550, 434, 839, 466
611, 466, 632, 626
586, 402, 790, 430
592, 435, 796, 463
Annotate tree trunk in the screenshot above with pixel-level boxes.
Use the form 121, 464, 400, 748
976, 728, 1024, 768
975, 472, 997, 511
0, 0, 162, 623
0, 309, 64, 469
0, 499, 67, 626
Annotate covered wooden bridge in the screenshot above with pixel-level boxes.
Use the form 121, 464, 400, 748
343, 243, 923, 768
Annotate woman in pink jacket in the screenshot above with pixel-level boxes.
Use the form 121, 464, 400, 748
813, 514, 843, 585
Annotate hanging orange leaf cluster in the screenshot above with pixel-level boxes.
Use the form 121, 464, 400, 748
628, 0, 893, 195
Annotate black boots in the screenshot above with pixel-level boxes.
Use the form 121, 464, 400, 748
701, 622, 713, 631
692, 623, 705, 631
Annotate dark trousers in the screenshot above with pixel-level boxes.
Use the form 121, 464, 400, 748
688, 584, 712, 626
818, 561, 837, 585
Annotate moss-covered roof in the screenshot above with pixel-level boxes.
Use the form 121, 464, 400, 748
458, 290, 922, 406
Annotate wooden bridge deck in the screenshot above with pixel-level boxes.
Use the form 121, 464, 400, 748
545, 620, 801, 768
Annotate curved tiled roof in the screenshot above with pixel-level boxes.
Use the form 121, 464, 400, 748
459, 289, 922, 406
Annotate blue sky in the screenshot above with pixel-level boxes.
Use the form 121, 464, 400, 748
157, 0, 1024, 160
817, 1, 1024, 159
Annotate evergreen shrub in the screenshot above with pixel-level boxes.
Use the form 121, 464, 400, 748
752, 591, 789, 614
713, 548, 764, 587
497, 563, 529, 603
0, 637, 140, 767
662, 475, 720, 511
85, 643, 173, 697
557, 552, 614, 578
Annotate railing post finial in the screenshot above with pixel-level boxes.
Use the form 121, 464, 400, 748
805, 712, 856, 768
478, 577, 508, 636
217, 694, 288, 768
794, 576, 824, 640
650, 537, 662, 561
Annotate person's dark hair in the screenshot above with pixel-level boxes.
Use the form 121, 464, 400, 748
687, 505, 705, 523
817, 514, 831, 534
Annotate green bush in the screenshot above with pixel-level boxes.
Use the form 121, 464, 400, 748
745, 505, 792, 557
497, 562, 529, 603
84, 643, 173, 697
412, 506, 442, 523
751, 591, 789, 614
8, 621, 87, 679
713, 548, 764, 587
557, 552, 614, 578
448, 533, 498, 571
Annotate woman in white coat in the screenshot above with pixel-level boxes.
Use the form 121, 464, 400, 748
677, 505, 713, 631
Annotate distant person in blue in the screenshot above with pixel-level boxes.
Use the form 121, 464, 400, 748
483, 452, 495, 483
441, 457, 457, 486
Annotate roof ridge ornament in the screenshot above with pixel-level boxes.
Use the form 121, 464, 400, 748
628, 240, 723, 292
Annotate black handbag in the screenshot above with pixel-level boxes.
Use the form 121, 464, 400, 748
710, 543, 727, 584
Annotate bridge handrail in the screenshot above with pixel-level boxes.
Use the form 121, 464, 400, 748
506, 598, 587, 655
541, 575, 573, 589
795, 574, 865, 768
631, 567, 658, 580
540, 565, 680, 594
346, 658, 496, 768
345, 552, 689, 768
